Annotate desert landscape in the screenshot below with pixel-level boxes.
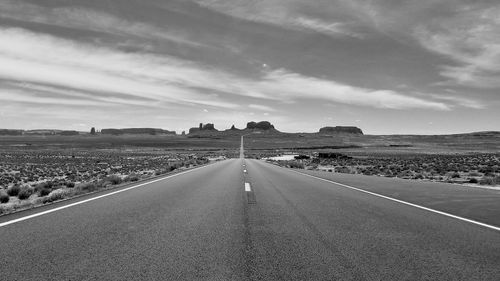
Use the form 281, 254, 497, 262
2, 1, 500, 279
1, 122, 499, 215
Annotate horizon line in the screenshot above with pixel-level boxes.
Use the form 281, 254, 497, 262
1, 127, 499, 136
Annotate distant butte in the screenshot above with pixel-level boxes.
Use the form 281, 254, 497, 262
318, 126, 363, 135
246, 121, 275, 130
101, 128, 176, 135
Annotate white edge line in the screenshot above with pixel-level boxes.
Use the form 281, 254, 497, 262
288, 169, 500, 232
0, 163, 213, 228
245, 182, 252, 192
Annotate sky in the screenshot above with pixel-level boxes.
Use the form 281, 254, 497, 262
0, 0, 498, 134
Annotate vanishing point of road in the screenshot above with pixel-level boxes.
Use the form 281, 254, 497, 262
1, 136, 499, 280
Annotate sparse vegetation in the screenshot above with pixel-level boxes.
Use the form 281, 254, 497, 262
1, 131, 497, 216
270, 153, 500, 187
0, 146, 214, 216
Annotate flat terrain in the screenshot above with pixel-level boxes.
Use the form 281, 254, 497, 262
1, 158, 499, 280
0, 134, 241, 150
1, 131, 499, 153
0, 148, 213, 215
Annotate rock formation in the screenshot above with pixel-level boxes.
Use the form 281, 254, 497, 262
188, 123, 218, 134
318, 126, 363, 135
101, 128, 176, 135
246, 121, 275, 130
202, 123, 216, 130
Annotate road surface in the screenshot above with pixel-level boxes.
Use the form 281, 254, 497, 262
0, 143, 499, 280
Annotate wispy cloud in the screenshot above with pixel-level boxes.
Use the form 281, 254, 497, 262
248, 104, 276, 111
0, 27, 454, 114
413, 4, 500, 88
423, 93, 485, 109
195, 0, 363, 38
0, 0, 203, 47
0, 87, 106, 107
346, 0, 500, 89
0, 27, 239, 109
294, 17, 364, 39
312, 1, 500, 89
0, 81, 160, 108
244, 70, 450, 110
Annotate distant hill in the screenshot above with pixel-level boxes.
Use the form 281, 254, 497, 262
458, 131, 500, 137
0, 129, 23, 136
59, 130, 80, 136
101, 128, 176, 135
25, 129, 63, 135
0, 129, 80, 136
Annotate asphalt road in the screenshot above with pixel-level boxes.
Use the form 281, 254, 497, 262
1, 158, 499, 280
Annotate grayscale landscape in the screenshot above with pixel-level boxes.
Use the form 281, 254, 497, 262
0, 0, 499, 280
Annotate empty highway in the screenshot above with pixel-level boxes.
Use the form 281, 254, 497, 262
0, 141, 499, 280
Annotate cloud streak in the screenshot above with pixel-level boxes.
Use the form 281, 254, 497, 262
195, 0, 363, 38
0, 27, 240, 109
333, 0, 500, 89
0, 26, 463, 115
248, 70, 450, 110
428, 94, 485, 110
0, 27, 456, 113
413, 4, 500, 88
0, 0, 495, 134
0, 0, 203, 47
248, 104, 276, 112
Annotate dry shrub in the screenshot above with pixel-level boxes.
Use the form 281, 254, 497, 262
44, 189, 73, 203
469, 178, 479, 184
35, 182, 52, 197
125, 174, 139, 182
0, 190, 9, 203
7, 185, 20, 197
105, 175, 122, 185
479, 177, 495, 185
17, 186, 33, 200
76, 182, 97, 193
479, 176, 500, 185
